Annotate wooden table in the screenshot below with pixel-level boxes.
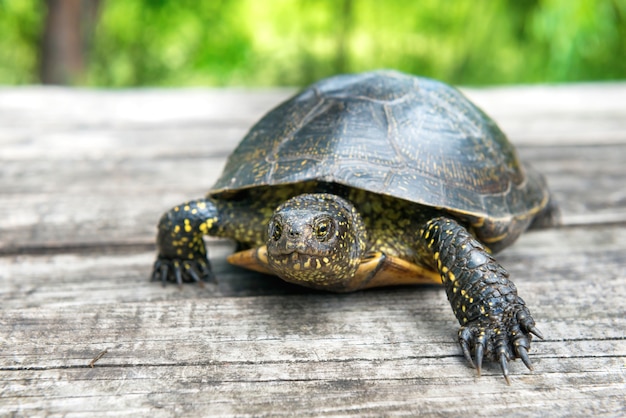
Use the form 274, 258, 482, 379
1, 83, 625, 416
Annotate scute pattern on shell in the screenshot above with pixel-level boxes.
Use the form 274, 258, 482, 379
211, 70, 548, 223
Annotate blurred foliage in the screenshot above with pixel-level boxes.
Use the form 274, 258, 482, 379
1, 0, 625, 86
0, 0, 43, 84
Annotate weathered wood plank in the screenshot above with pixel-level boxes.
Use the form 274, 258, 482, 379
2, 83, 625, 146
2, 281, 625, 415
1, 225, 624, 416
2, 350, 625, 413
2, 276, 625, 409
2, 357, 622, 417
1, 142, 625, 249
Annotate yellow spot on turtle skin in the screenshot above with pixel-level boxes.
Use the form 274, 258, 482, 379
469, 298, 473, 303
434, 252, 439, 260
460, 289, 466, 296
315, 259, 321, 269
174, 225, 181, 233
303, 258, 311, 269
188, 253, 194, 260
323, 257, 330, 264
480, 306, 486, 314
424, 231, 430, 239
463, 318, 468, 323
448, 272, 456, 282
184, 224, 192, 233
174, 206, 180, 212
442, 266, 449, 274
462, 305, 466, 312
197, 201, 206, 209
437, 259, 442, 269
191, 208, 198, 215
293, 263, 301, 271
184, 205, 190, 211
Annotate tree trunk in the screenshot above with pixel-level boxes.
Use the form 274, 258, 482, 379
40, 0, 101, 85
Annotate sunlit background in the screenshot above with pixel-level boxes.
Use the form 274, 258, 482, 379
1, 0, 625, 87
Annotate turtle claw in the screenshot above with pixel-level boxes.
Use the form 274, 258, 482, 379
516, 345, 533, 371
459, 333, 475, 369
475, 343, 485, 376
152, 256, 215, 287
499, 352, 511, 385
174, 264, 184, 287
457, 304, 540, 383
186, 267, 206, 288
528, 325, 544, 340
154, 262, 169, 286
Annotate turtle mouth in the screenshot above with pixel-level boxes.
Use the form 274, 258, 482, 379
269, 243, 318, 258
269, 250, 330, 269
272, 249, 316, 260
266, 237, 328, 272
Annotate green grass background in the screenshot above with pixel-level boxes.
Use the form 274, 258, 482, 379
1, 0, 624, 86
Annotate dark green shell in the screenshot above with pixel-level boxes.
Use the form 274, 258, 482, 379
211, 70, 548, 231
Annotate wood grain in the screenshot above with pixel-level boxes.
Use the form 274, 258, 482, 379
1, 84, 625, 417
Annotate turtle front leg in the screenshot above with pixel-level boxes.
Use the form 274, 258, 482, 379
152, 198, 221, 286
418, 217, 543, 383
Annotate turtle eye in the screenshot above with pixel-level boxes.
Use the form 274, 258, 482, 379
314, 218, 333, 242
271, 221, 282, 241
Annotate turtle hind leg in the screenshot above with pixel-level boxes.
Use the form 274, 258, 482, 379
529, 195, 560, 230
418, 216, 542, 383
152, 198, 221, 286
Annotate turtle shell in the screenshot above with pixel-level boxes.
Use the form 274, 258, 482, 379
211, 70, 548, 226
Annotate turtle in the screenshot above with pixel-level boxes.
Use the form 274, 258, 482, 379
152, 70, 558, 383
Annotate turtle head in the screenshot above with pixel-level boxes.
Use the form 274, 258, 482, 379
266, 193, 367, 291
